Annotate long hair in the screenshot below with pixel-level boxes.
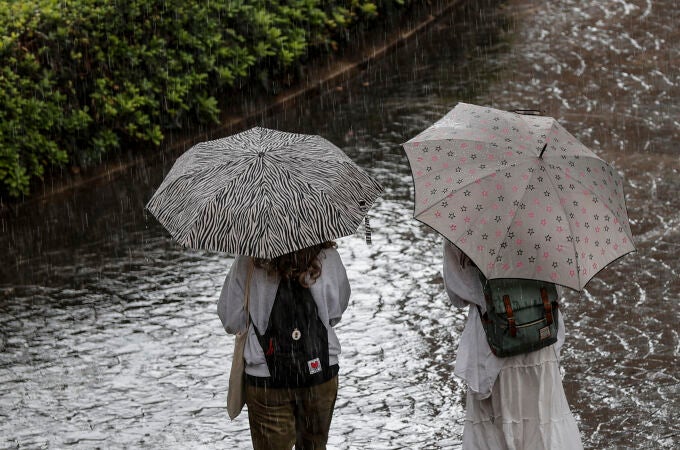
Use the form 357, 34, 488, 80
253, 241, 337, 288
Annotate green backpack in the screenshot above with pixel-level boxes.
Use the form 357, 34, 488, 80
477, 276, 560, 357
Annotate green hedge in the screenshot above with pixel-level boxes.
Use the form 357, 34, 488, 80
0, 0, 411, 199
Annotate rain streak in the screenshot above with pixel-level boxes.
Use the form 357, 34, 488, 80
1, 0, 678, 448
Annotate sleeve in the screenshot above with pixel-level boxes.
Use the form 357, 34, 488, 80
442, 240, 485, 310
316, 248, 351, 327
216, 256, 249, 334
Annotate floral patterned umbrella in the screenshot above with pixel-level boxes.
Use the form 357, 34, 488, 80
146, 127, 383, 258
402, 102, 635, 291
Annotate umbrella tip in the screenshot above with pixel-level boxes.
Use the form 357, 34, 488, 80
539, 143, 548, 159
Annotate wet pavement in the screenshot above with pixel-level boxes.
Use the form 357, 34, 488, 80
1, 0, 678, 448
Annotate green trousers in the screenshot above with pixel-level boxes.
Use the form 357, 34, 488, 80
245, 376, 339, 450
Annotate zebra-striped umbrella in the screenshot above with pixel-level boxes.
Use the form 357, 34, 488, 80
146, 127, 383, 258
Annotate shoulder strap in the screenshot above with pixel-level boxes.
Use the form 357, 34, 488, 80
540, 287, 554, 325
244, 259, 254, 329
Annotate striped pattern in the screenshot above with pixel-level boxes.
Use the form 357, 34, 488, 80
146, 127, 384, 258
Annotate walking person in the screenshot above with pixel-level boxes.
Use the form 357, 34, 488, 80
442, 240, 583, 449
402, 102, 634, 448
218, 241, 350, 450
146, 127, 381, 447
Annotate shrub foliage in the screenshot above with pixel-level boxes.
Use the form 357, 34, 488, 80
0, 0, 410, 198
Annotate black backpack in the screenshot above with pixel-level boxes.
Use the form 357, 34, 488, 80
252, 278, 333, 388
477, 276, 560, 357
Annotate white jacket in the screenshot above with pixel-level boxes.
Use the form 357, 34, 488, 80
217, 248, 351, 377
442, 241, 565, 398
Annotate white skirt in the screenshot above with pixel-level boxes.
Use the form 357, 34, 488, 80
463, 346, 583, 450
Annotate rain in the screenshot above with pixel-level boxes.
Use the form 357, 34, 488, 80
1, 0, 678, 448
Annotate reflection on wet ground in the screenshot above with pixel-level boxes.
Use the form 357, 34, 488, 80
1, 0, 678, 448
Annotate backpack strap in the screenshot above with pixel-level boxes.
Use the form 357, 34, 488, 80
475, 304, 487, 320
502, 295, 517, 337
540, 287, 554, 326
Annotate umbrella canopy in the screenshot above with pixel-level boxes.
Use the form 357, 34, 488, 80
403, 102, 635, 291
147, 127, 383, 258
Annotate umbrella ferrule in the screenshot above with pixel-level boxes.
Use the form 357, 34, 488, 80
539, 143, 548, 159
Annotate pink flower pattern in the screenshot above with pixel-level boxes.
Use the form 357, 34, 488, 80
403, 102, 635, 290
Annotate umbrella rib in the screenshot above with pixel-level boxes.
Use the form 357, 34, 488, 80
145, 168, 229, 241
483, 161, 538, 277
179, 179, 235, 247
523, 163, 583, 290
179, 160, 266, 247
145, 170, 198, 210
415, 159, 534, 219
413, 168, 495, 234
147, 155, 251, 210
556, 157, 625, 211
416, 164, 534, 271
545, 159, 631, 290
463, 201, 515, 277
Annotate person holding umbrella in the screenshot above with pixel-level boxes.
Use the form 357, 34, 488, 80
218, 241, 350, 449
442, 239, 582, 449
146, 127, 383, 449
403, 103, 635, 448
